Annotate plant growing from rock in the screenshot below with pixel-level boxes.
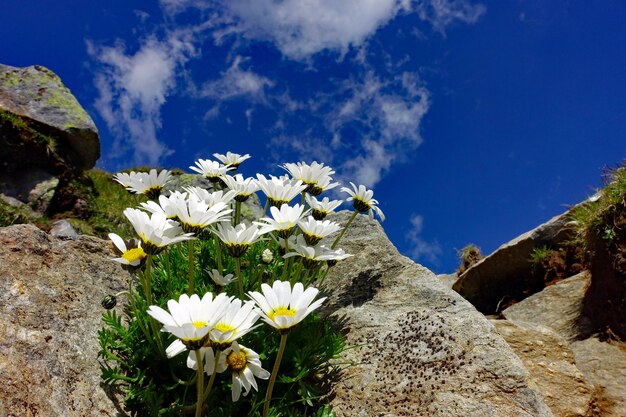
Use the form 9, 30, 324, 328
456, 243, 483, 275
568, 161, 626, 339
98, 155, 384, 416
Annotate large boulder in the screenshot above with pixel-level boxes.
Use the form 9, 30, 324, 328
0, 63, 99, 211
325, 211, 552, 417
0, 224, 127, 416
502, 271, 593, 342
491, 320, 597, 417
453, 210, 573, 313
570, 337, 626, 416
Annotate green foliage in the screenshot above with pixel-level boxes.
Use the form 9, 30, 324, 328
529, 245, 550, 265
569, 161, 626, 249
99, 227, 346, 416
71, 169, 146, 237
0, 199, 30, 227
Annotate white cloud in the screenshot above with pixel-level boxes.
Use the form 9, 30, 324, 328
416, 0, 486, 34
332, 71, 430, 187
203, 0, 484, 60
89, 31, 197, 165
199, 56, 273, 102
405, 213, 442, 264
222, 0, 408, 60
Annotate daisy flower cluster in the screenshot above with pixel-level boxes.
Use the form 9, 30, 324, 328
100, 153, 385, 417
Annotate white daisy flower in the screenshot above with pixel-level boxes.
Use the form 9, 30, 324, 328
108, 233, 146, 267
255, 174, 307, 207
190, 159, 232, 181
185, 187, 237, 208
213, 152, 251, 170
283, 235, 352, 268
340, 182, 385, 221
207, 269, 237, 287
140, 191, 188, 220
216, 342, 270, 401
297, 216, 342, 245
221, 174, 259, 202
172, 195, 232, 234
147, 292, 232, 355
255, 203, 308, 238
214, 223, 265, 258
305, 195, 343, 220
282, 161, 339, 196
210, 298, 260, 349
124, 208, 195, 255
248, 280, 326, 331
114, 169, 171, 199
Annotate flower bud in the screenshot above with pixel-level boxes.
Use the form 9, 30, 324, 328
101, 295, 117, 309
261, 248, 273, 264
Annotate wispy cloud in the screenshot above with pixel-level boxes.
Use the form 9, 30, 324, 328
88, 30, 197, 166
219, 0, 410, 60
198, 56, 273, 103
405, 213, 442, 264
416, 0, 486, 34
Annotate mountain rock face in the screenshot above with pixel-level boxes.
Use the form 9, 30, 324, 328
453, 210, 573, 314
325, 212, 551, 417
0, 63, 99, 213
0, 224, 127, 416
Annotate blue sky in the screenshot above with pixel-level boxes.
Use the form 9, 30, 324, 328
2, 1, 625, 273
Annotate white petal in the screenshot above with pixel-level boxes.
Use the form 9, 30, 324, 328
166, 339, 186, 358
147, 306, 176, 327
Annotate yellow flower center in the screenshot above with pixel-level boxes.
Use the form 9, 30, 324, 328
227, 350, 248, 372
192, 321, 208, 329
214, 322, 236, 334
268, 306, 296, 322
122, 247, 146, 263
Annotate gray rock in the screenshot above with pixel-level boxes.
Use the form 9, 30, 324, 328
571, 337, 626, 416
453, 210, 573, 313
50, 219, 78, 239
437, 272, 458, 288
325, 211, 552, 417
492, 320, 596, 417
0, 64, 100, 171
502, 271, 593, 342
0, 224, 128, 416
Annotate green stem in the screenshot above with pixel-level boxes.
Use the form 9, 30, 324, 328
235, 258, 244, 299
317, 265, 332, 287
214, 236, 223, 275
195, 350, 204, 417
188, 240, 195, 295
331, 211, 358, 249
144, 255, 154, 306
235, 201, 242, 225
203, 350, 221, 402
263, 333, 289, 417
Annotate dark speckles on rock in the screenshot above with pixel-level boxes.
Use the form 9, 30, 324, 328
325, 211, 552, 417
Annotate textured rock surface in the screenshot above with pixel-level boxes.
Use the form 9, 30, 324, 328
0, 224, 128, 416
502, 271, 593, 342
571, 337, 626, 417
492, 320, 597, 417
325, 211, 552, 417
453, 210, 572, 313
0, 63, 99, 172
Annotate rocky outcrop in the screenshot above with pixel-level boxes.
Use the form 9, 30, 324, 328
325, 212, 552, 417
502, 271, 593, 342
492, 320, 597, 416
571, 337, 626, 416
453, 210, 573, 313
0, 63, 100, 214
0, 224, 127, 416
